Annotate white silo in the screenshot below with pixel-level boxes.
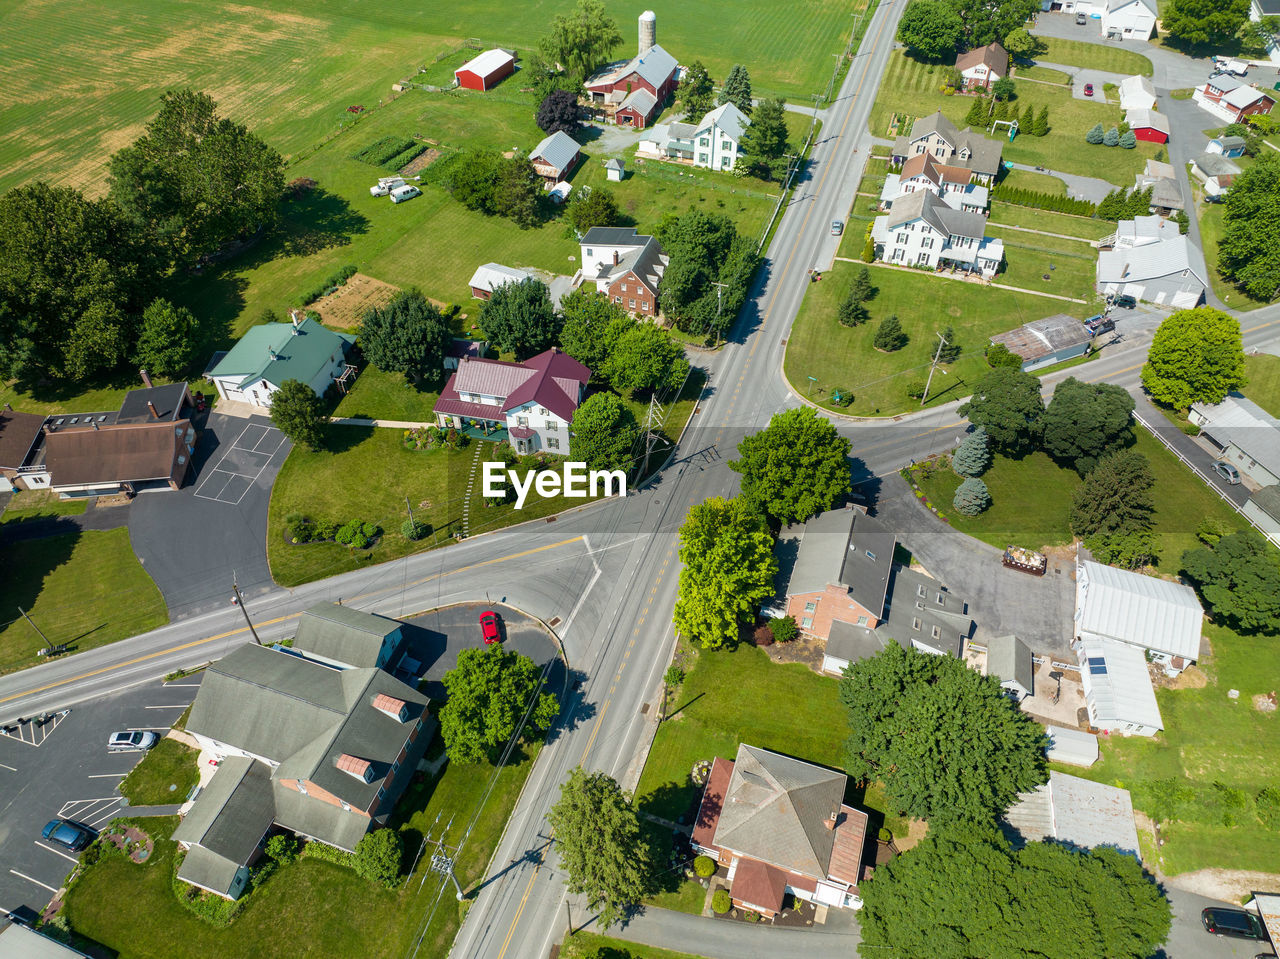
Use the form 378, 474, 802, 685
639, 10, 656, 54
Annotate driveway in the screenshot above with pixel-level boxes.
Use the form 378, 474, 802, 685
1031, 13, 1214, 90
129, 413, 290, 621
1029, 60, 1131, 103
1160, 94, 1226, 309
1132, 395, 1248, 508
873, 475, 1077, 656
611, 904, 860, 959
1006, 161, 1116, 203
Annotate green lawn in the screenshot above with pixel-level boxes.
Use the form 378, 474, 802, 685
1000, 169, 1066, 194
0, 0, 867, 197
0, 490, 87, 526
1013, 64, 1072, 85
635, 643, 910, 841
66, 742, 537, 959
562, 932, 713, 959
1194, 193, 1275, 312
987, 201, 1113, 241
913, 426, 1248, 572
1066, 623, 1280, 875
784, 263, 1089, 417
0, 530, 168, 675
1035, 37, 1154, 76
119, 738, 200, 807
870, 52, 1159, 186
333, 366, 441, 422
985, 225, 1098, 301
1244, 354, 1280, 417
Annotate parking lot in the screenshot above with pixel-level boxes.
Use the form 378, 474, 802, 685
0, 677, 199, 914
192, 422, 287, 506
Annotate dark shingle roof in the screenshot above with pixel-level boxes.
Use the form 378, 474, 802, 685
176, 845, 246, 898
987, 634, 1035, 693
172, 756, 274, 865
580, 226, 646, 247
117, 383, 189, 423
293, 604, 402, 667
0, 410, 45, 469
43, 420, 189, 487
878, 566, 973, 655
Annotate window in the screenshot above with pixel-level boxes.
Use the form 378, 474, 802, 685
931, 625, 941, 639
917, 584, 926, 598
922, 237, 933, 250
699, 137, 709, 147
1087, 656, 1108, 675
912, 617, 922, 631
857, 616, 868, 626
517, 416, 529, 427
585, 248, 593, 257
866, 550, 877, 560
698, 153, 708, 163
548, 437, 560, 450
937, 593, 945, 605
721, 140, 730, 151
802, 617, 813, 629
804, 601, 817, 613
391, 760, 400, 774
545, 420, 558, 431
897, 233, 908, 244
621, 283, 628, 292
916, 601, 924, 610
615, 296, 622, 303
340, 800, 350, 811
892, 248, 905, 262
298, 781, 308, 795
629, 299, 636, 309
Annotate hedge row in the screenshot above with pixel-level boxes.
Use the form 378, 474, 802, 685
351, 135, 416, 167
990, 184, 1098, 218
384, 143, 428, 172
301, 264, 358, 305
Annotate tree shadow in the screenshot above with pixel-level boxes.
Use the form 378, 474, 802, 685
544, 666, 595, 745
0, 529, 82, 663
319, 422, 374, 454
275, 187, 371, 259
637, 777, 701, 828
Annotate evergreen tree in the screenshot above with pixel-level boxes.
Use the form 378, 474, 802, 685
861, 228, 876, 262
1086, 122, 1105, 144
680, 60, 715, 120
1034, 105, 1049, 136
1095, 189, 1126, 219
953, 476, 992, 515
874, 314, 908, 352
965, 96, 988, 126
1020, 103, 1035, 132
1124, 186, 1153, 217
935, 324, 961, 362
1119, 129, 1138, 149
1070, 450, 1156, 542
952, 426, 991, 477
1173, 209, 1190, 234
718, 64, 753, 115
1103, 125, 1121, 147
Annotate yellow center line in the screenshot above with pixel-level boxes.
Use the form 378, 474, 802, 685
578, 697, 613, 765
496, 866, 541, 959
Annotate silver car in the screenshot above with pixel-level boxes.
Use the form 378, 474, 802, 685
108, 730, 158, 752
1212, 461, 1241, 485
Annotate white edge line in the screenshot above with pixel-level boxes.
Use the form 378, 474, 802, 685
144, 704, 190, 709
0, 762, 15, 772
87, 773, 127, 778
34, 841, 79, 864
163, 683, 202, 688
9, 870, 57, 893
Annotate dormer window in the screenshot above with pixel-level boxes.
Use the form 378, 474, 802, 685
337, 753, 375, 783
373, 693, 409, 722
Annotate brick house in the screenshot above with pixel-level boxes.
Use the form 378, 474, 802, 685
890, 111, 1004, 185
583, 43, 679, 129
578, 227, 668, 316
692, 744, 871, 916
1193, 76, 1277, 124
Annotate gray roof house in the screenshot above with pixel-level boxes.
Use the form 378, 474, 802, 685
1243, 484, 1280, 549
1189, 393, 1280, 487
989, 314, 1094, 372
177, 609, 434, 898
986, 634, 1034, 700
293, 603, 404, 669
0, 916, 92, 958
1002, 771, 1141, 858
529, 130, 581, 183
1096, 215, 1206, 309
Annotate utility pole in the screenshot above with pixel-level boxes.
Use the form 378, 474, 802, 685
18, 607, 51, 651
405, 496, 416, 529
231, 572, 263, 646
426, 816, 464, 901
642, 393, 666, 474
565, 900, 573, 936
920, 331, 949, 407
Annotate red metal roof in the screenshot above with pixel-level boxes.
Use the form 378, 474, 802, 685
434, 349, 589, 424
692, 757, 733, 849
827, 804, 869, 887
730, 858, 788, 914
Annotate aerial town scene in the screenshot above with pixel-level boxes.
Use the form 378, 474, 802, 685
2, 0, 1280, 956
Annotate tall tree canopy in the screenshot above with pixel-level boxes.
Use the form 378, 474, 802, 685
1162, 0, 1251, 47
1071, 449, 1157, 568
537, 0, 623, 84
440, 645, 559, 764
269, 379, 327, 452
656, 210, 760, 337
1218, 153, 1280, 301
358, 289, 451, 386
673, 497, 778, 649
0, 183, 147, 383
858, 823, 1172, 959
603, 323, 689, 397
729, 407, 853, 525
135, 298, 197, 379
536, 88, 582, 137
947, 0, 1040, 46
1140, 307, 1246, 409
566, 186, 621, 236
109, 89, 285, 267
680, 61, 715, 120
738, 97, 791, 182
479, 278, 561, 359
549, 768, 654, 929
1040, 377, 1135, 474
718, 64, 754, 115
959, 367, 1045, 454
570, 392, 640, 472
1182, 530, 1280, 634
840, 644, 1047, 823
558, 289, 633, 372
896, 0, 965, 59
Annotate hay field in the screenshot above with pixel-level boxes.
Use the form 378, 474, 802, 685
0, 0, 863, 194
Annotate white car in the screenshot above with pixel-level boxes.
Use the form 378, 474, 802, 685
390, 184, 421, 204
108, 730, 158, 752
369, 177, 405, 197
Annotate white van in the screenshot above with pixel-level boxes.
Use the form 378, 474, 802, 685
390, 184, 421, 204
370, 177, 405, 197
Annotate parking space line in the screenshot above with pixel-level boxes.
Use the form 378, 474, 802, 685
0, 762, 15, 772
86, 804, 124, 827
192, 469, 234, 501
9, 870, 57, 894
34, 842, 79, 864
87, 773, 126, 778
192, 425, 284, 506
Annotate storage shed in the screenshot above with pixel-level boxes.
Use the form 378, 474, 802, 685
1045, 725, 1099, 767
989, 314, 1093, 371
1125, 108, 1170, 144
454, 49, 515, 92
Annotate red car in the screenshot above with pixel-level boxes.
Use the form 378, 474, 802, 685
1083, 82, 1094, 97
480, 610, 501, 645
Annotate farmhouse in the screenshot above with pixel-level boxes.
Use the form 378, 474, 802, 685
1045, 725, 1100, 767
1003, 771, 1141, 858
692, 744, 870, 916
468, 262, 537, 300
1193, 76, 1277, 124
1124, 108, 1169, 143
208, 316, 355, 409
1132, 159, 1184, 215
433, 348, 590, 456
1189, 393, 1280, 487
1192, 152, 1242, 197
583, 12, 679, 129
529, 130, 581, 186
1100, 0, 1157, 41
768, 506, 974, 672
637, 102, 749, 172
1117, 75, 1156, 111
871, 189, 1005, 278
578, 227, 668, 316
891, 111, 1004, 184
1096, 215, 1206, 307
177, 605, 434, 899
454, 49, 515, 92
878, 151, 989, 214
955, 43, 1009, 92
1207, 134, 1248, 158
989, 314, 1094, 372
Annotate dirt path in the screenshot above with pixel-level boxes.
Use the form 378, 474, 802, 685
1164, 868, 1280, 903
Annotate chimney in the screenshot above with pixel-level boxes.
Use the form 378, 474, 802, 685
639, 9, 656, 55
291, 310, 302, 333
91, 420, 99, 431
139, 368, 153, 389
268, 348, 278, 361
824, 805, 840, 831
3, 402, 10, 411
613, 249, 620, 265
147, 401, 160, 420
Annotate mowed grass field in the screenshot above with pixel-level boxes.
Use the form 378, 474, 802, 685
0, 0, 866, 195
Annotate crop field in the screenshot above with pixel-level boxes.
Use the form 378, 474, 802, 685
0, 0, 865, 195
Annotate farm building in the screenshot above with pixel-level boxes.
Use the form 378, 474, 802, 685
454, 49, 515, 92
990, 315, 1093, 371
1189, 393, 1280, 487
1075, 558, 1203, 674
1193, 76, 1276, 124
1133, 159, 1184, 214
207, 316, 355, 409
1100, 0, 1157, 41
1096, 215, 1206, 307
583, 12, 679, 129
605, 157, 626, 181
1207, 134, 1248, 158
1003, 772, 1141, 858
1044, 725, 1099, 767
954, 43, 1009, 92
1118, 75, 1156, 111
468, 263, 536, 300
1124, 108, 1169, 143
529, 130, 581, 185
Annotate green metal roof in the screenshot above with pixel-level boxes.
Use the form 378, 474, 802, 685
294, 604, 402, 667
208, 318, 352, 390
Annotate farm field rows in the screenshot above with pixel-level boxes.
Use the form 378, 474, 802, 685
0, 0, 865, 195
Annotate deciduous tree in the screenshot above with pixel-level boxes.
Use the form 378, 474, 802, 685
896, 0, 965, 60
729, 407, 853, 525
1141, 307, 1246, 408
536, 0, 623, 85
673, 497, 779, 649
840, 643, 1047, 822
680, 61, 715, 120
1040, 377, 1135, 474
656, 211, 759, 335
269, 379, 326, 452
603, 323, 689, 396
479, 278, 561, 359
496, 157, 543, 230
134, 298, 196, 379
950, 0, 1041, 46
719, 64, 754, 115
959, 367, 1045, 453
1219, 153, 1280, 301
570, 392, 640, 472
1162, 0, 1250, 48
991, 76, 1017, 102
358, 289, 451, 386
566, 186, 621, 235
548, 768, 654, 929
1003, 26, 1043, 59
536, 89, 581, 137
1182, 530, 1280, 634
354, 829, 403, 886
440, 645, 560, 764
558, 288, 633, 371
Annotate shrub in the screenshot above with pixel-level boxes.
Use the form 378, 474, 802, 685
335, 520, 380, 549
873, 314, 908, 352
1119, 130, 1137, 149
985, 343, 1023, 369
314, 519, 340, 541
1085, 123, 1105, 145
301, 264, 358, 305
354, 829, 403, 886
401, 519, 431, 541
905, 378, 927, 400
990, 183, 1097, 217
694, 855, 717, 878
1257, 786, 1280, 829
351, 135, 416, 167
833, 388, 854, 408
664, 665, 685, 687
768, 615, 799, 642
878, 827, 894, 842
953, 477, 992, 515
744, 910, 759, 922
712, 889, 732, 914
265, 834, 298, 865
952, 427, 992, 477
1103, 126, 1120, 147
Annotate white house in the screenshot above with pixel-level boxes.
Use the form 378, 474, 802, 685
1118, 75, 1157, 111
207, 316, 355, 409
1189, 393, 1280, 487
1192, 152, 1243, 197
985, 634, 1035, 701
1075, 559, 1204, 674
871, 189, 1004, 277
1100, 0, 1157, 40
955, 43, 1009, 92
1244, 485, 1280, 548
1076, 636, 1164, 736
433, 348, 590, 456
878, 150, 989, 214
1250, 0, 1280, 62
1096, 215, 1207, 307
637, 102, 749, 172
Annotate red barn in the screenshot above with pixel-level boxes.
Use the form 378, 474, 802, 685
454, 49, 515, 92
583, 44, 679, 129
1125, 108, 1170, 144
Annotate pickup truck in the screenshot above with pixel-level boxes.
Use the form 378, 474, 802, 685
369, 177, 405, 197
1003, 546, 1047, 576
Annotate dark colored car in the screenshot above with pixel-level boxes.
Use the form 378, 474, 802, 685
1111, 293, 1137, 309
480, 610, 501, 645
1202, 907, 1265, 940
1084, 82, 1094, 97
42, 819, 94, 852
